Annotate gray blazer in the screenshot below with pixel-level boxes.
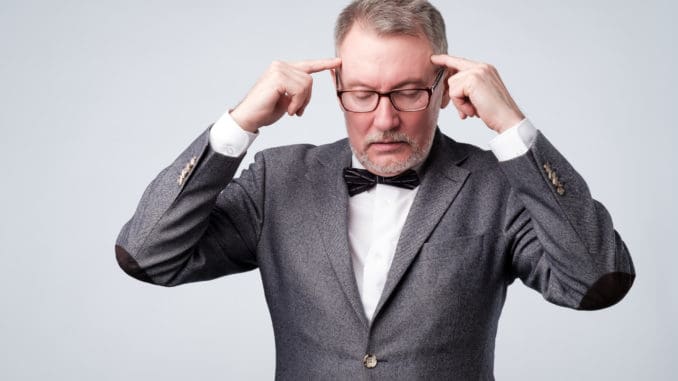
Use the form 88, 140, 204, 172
116, 127, 634, 380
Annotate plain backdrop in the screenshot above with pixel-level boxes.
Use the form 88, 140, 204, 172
1, 1, 676, 379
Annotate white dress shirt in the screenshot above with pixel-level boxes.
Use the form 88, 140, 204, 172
346, 158, 420, 321
209, 111, 537, 321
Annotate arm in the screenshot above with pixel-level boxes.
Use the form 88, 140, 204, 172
431, 54, 634, 309
500, 131, 634, 310
115, 128, 260, 286
116, 58, 341, 286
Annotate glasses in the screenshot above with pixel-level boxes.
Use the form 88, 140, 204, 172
336, 68, 445, 113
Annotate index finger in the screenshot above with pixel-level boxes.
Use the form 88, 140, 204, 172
292, 57, 342, 74
430, 54, 477, 71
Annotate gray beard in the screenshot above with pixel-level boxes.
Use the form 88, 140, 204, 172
351, 129, 434, 176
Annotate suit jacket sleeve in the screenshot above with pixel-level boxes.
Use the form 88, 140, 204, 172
500, 131, 635, 310
115, 127, 264, 286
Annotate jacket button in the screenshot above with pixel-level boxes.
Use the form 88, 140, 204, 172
363, 354, 377, 369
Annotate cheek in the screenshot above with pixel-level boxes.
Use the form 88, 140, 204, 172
344, 113, 372, 148
402, 111, 437, 140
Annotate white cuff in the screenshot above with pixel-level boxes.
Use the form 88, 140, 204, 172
488, 118, 537, 161
209, 111, 258, 157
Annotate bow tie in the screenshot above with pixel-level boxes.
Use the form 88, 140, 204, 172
343, 167, 420, 196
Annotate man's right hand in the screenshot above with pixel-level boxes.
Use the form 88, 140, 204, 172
230, 58, 342, 133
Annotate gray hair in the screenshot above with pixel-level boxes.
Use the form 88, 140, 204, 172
334, 0, 448, 54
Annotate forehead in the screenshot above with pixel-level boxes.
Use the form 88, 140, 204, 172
337, 24, 435, 87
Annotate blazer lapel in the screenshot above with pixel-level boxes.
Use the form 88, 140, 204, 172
306, 140, 370, 328
372, 131, 471, 322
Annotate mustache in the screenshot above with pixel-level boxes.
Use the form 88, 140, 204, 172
364, 131, 416, 146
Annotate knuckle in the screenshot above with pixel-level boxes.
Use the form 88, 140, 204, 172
269, 60, 287, 72
477, 63, 491, 72
479, 63, 496, 75
468, 71, 482, 82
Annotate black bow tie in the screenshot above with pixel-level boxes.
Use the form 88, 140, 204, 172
343, 167, 420, 196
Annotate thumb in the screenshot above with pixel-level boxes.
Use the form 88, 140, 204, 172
451, 96, 477, 119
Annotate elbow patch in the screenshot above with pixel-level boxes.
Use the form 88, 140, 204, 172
577, 272, 635, 310
115, 245, 154, 284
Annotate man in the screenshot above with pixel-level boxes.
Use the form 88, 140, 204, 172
116, 0, 635, 379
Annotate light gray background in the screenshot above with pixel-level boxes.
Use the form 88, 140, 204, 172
1, 0, 675, 379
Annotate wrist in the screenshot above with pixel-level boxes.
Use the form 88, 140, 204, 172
494, 110, 525, 134
229, 108, 259, 133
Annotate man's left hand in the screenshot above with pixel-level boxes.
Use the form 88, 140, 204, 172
431, 54, 524, 134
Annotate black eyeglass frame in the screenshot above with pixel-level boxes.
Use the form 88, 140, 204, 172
335, 68, 446, 113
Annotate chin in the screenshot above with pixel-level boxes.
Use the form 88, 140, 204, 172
361, 153, 423, 176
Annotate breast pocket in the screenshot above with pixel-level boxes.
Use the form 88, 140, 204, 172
419, 234, 485, 263
413, 234, 490, 298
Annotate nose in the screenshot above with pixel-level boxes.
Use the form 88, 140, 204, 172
372, 95, 400, 131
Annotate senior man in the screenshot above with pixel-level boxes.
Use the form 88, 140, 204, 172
116, 0, 635, 379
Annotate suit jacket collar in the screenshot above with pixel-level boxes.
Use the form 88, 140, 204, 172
305, 140, 368, 326
373, 129, 471, 322
305, 129, 471, 327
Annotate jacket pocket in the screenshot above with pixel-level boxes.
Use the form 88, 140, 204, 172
418, 234, 485, 263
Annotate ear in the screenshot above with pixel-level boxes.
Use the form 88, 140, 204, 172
329, 69, 345, 110
330, 69, 337, 90
440, 73, 451, 109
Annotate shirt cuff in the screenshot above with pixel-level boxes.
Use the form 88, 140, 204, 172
209, 110, 258, 157
488, 118, 537, 161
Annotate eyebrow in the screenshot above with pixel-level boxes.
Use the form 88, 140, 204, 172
338, 71, 430, 90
